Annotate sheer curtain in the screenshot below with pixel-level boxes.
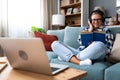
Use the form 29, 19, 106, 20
0, 0, 8, 37
0, 0, 57, 37
43, 0, 58, 30
7, 0, 43, 37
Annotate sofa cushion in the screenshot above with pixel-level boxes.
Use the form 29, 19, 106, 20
46, 51, 57, 61
50, 57, 112, 80
47, 29, 64, 42
34, 31, 58, 51
108, 27, 120, 39
64, 27, 83, 49
105, 63, 120, 80
109, 33, 120, 63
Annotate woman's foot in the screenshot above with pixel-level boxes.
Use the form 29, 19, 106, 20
79, 59, 92, 65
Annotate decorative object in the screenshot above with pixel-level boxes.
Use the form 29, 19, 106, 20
73, 8, 79, 14
114, 13, 119, 25
105, 17, 111, 25
66, 8, 73, 15
108, 18, 114, 25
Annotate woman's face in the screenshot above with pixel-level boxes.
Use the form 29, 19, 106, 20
91, 13, 103, 29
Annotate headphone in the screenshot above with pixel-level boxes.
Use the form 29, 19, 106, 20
89, 10, 105, 23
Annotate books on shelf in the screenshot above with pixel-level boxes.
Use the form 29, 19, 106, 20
80, 30, 106, 47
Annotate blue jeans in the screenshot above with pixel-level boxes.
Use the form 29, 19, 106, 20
51, 41, 107, 62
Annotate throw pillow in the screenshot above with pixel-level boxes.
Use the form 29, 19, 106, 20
109, 33, 120, 63
34, 31, 58, 51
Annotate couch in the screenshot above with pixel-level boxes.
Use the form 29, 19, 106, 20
46, 26, 120, 80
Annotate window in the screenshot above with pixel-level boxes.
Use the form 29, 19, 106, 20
7, 0, 44, 37
0, 0, 44, 37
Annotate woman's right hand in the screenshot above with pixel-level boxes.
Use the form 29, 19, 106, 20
88, 19, 93, 32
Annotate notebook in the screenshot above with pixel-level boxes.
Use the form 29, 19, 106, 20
0, 38, 69, 75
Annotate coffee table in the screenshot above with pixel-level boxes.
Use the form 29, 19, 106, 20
0, 64, 87, 80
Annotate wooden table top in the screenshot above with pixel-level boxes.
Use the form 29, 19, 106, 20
0, 57, 87, 80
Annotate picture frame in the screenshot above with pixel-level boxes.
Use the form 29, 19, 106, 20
66, 8, 72, 15
116, 0, 120, 7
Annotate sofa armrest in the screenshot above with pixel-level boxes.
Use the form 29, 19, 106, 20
47, 29, 65, 42
105, 63, 120, 80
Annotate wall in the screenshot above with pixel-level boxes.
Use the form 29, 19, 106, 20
89, 0, 116, 17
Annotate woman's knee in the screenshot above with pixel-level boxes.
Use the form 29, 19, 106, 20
51, 41, 60, 49
92, 41, 107, 48
91, 41, 107, 55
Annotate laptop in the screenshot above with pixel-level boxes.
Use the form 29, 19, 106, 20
0, 37, 69, 75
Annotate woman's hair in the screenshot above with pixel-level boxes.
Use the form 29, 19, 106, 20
89, 10, 105, 23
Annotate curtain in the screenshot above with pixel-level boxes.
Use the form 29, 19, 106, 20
43, 0, 58, 30
0, 0, 57, 37
7, 0, 42, 37
0, 0, 8, 37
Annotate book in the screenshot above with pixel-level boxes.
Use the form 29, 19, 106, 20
80, 30, 106, 47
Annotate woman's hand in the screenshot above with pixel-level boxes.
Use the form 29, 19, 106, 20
88, 20, 93, 32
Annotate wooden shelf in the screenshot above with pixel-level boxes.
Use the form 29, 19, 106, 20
61, 2, 81, 9
67, 24, 81, 27
61, 0, 81, 27
65, 12, 81, 17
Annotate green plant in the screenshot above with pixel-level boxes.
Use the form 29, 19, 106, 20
31, 26, 46, 34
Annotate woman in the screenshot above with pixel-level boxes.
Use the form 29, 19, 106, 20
51, 10, 114, 65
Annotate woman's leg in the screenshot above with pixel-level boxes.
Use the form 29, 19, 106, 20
77, 41, 107, 60
51, 41, 92, 65
51, 41, 79, 62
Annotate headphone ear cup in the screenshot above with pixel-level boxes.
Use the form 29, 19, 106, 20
89, 18, 92, 23
102, 17, 105, 23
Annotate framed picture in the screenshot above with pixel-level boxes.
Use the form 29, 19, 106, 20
116, 0, 120, 7
66, 8, 72, 15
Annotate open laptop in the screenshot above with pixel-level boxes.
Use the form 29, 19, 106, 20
0, 37, 69, 75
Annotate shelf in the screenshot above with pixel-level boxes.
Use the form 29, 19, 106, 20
65, 12, 81, 17
61, 2, 81, 9
61, 0, 81, 27
67, 24, 81, 27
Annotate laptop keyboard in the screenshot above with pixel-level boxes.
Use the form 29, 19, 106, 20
51, 67, 60, 72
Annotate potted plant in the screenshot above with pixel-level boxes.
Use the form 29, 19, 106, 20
31, 26, 46, 34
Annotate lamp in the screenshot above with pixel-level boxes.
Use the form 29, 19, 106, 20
52, 14, 65, 26
52, 0, 65, 29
